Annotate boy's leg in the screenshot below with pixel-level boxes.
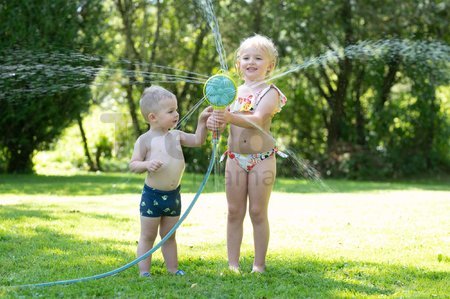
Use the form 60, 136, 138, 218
225, 158, 248, 269
159, 216, 180, 274
248, 156, 276, 272
137, 216, 160, 275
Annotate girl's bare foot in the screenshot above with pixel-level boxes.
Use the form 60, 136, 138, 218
228, 265, 240, 273
251, 265, 265, 273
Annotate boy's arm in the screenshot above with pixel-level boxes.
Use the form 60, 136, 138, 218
180, 106, 213, 147
129, 136, 162, 173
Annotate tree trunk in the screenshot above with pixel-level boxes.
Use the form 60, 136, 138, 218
327, 0, 353, 152
416, 84, 438, 169
178, 24, 208, 102
373, 56, 399, 137
117, 0, 143, 138
77, 114, 97, 171
125, 74, 143, 138
252, 0, 264, 33
424, 92, 437, 168
95, 149, 103, 172
7, 146, 33, 173
376, 56, 399, 112
147, 0, 162, 75
353, 67, 366, 146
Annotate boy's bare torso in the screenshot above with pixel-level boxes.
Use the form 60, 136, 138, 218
143, 130, 185, 191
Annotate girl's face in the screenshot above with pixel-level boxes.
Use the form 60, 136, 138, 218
238, 46, 273, 82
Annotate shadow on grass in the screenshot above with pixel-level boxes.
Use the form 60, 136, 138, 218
0, 205, 136, 288
1, 173, 449, 196
0, 172, 221, 196
0, 173, 143, 196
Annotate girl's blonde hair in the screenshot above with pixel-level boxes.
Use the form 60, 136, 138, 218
235, 34, 278, 76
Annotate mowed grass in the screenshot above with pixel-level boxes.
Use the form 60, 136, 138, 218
0, 172, 449, 195
0, 174, 449, 298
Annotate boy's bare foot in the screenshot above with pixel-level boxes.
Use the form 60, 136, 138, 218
168, 269, 185, 275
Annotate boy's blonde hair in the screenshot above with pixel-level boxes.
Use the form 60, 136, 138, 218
140, 85, 176, 123
236, 34, 278, 75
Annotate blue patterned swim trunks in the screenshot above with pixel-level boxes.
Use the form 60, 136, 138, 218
139, 184, 181, 217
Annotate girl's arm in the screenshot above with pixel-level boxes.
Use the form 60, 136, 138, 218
225, 88, 279, 128
180, 106, 213, 147
129, 136, 162, 173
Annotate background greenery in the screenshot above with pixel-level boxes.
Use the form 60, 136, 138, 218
1, 0, 449, 179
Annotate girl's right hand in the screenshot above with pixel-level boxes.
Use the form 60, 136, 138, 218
206, 110, 226, 132
147, 160, 163, 172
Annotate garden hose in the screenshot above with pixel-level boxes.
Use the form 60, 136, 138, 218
14, 141, 218, 288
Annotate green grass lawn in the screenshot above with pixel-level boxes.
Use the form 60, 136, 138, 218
0, 172, 449, 195
0, 173, 449, 298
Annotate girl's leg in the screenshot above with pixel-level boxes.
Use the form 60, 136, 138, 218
137, 216, 160, 275
248, 155, 276, 272
225, 158, 248, 269
159, 216, 180, 274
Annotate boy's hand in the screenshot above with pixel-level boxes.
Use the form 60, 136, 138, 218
147, 160, 163, 172
199, 106, 213, 122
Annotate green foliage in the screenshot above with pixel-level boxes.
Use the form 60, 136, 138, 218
260, 0, 450, 179
2, 0, 449, 179
0, 0, 107, 173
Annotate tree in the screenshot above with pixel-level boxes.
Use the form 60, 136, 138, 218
260, 0, 450, 177
0, 0, 106, 173
100, 0, 227, 172
98, 0, 449, 178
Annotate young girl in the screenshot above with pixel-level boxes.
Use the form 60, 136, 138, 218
207, 34, 287, 273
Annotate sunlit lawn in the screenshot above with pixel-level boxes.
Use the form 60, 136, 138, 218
0, 172, 449, 195
0, 173, 449, 298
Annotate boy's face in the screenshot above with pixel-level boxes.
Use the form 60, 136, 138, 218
152, 96, 179, 129
238, 47, 273, 82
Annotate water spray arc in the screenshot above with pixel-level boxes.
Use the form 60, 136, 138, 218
269, 39, 450, 82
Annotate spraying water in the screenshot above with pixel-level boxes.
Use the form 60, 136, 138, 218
192, 0, 231, 190
176, 96, 208, 129
0, 49, 209, 99
194, 0, 228, 71
269, 39, 450, 82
